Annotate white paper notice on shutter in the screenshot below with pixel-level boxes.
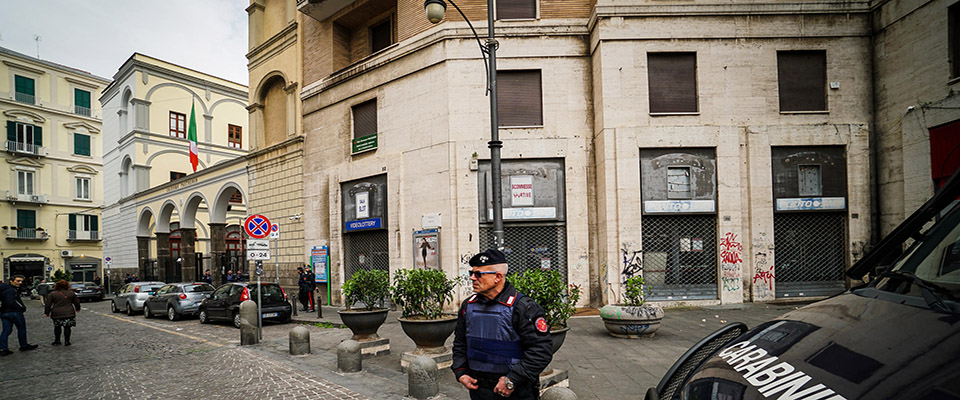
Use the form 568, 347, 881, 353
511, 175, 534, 207
356, 192, 370, 219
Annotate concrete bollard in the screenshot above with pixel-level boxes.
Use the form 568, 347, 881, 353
337, 340, 362, 373
289, 326, 311, 355
239, 300, 259, 345
408, 356, 439, 399
541, 386, 578, 400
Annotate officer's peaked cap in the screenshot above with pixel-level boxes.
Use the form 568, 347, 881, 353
469, 249, 507, 267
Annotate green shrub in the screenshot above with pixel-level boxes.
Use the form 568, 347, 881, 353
508, 269, 582, 330
391, 268, 462, 319
622, 276, 645, 307
342, 269, 390, 311
51, 269, 73, 283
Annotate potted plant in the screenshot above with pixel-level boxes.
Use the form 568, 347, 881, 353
391, 268, 462, 353
338, 269, 390, 341
508, 269, 582, 355
599, 276, 664, 338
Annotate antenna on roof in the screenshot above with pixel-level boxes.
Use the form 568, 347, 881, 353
33, 35, 42, 58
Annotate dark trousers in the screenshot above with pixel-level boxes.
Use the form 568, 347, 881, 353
0, 312, 29, 350
298, 290, 309, 309
468, 373, 539, 400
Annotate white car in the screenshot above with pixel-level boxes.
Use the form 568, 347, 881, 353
110, 281, 165, 315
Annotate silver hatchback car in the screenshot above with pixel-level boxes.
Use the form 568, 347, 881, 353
143, 283, 216, 321
111, 281, 165, 315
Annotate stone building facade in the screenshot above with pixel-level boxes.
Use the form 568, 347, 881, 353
288, 0, 876, 308
0, 46, 110, 284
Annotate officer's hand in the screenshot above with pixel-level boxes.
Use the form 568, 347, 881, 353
458, 375, 478, 390
495, 377, 514, 397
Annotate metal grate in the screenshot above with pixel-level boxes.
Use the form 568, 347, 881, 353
641, 215, 718, 300
480, 223, 568, 283
343, 230, 389, 282
774, 212, 846, 297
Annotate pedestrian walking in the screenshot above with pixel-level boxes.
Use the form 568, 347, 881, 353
297, 267, 310, 311
44, 280, 81, 346
93, 274, 101, 286
305, 267, 316, 312
0, 275, 40, 356
452, 249, 553, 400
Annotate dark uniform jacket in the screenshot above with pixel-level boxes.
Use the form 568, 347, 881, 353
0, 283, 27, 313
44, 290, 81, 319
452, 281, 553, 386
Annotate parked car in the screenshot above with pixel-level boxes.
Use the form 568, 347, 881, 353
645, 172, 960, 400
70, 282, 104, 302
198, 282, 291, 328
142, 282, 216, 321
111, 281, 165, 315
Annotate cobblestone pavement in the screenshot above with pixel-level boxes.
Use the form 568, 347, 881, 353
0, 298, 368, 400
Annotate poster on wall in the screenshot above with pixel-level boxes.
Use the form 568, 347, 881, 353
413, 228, 440, 270
311, 246, 328, 283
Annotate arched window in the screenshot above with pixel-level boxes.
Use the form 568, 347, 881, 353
260, 76, 287, 147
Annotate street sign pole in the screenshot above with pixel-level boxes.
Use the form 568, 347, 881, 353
256, 260, 263, 340
274, 236, 280, 284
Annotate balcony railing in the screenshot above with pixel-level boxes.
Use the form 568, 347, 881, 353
67, 230, 101, 241
4, 140, 46, 156
74, 105, 92, 117
14, 92, 35, 104
4, 191, 47, 204
6, 228, 49, 240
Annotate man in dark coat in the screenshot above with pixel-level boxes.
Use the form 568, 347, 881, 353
452, 250, 553, 399
0, 275, 39, 355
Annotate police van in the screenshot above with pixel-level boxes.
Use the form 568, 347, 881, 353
646, 173, 960, 400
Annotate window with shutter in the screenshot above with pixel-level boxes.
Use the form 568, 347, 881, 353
74, 133, 91, 156
351, 99, 379, 154
496, 70, 543, 127
777, 50, 827, 112
18, 210, 36, 229
647, 53, 699, 114
14, 75, 35, 104
75, 89, 92, 116
496, 0, 536, 20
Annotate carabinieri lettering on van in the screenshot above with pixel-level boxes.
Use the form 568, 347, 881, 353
716, 341, 846, 400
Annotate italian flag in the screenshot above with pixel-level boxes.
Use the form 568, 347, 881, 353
188, 101, 198, 172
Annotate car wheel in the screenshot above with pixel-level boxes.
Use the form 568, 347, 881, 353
126, 303, 133, 316
199, 310, 209, 324
110, 301, 118, 313
143, 304, 152, 318
233, 312, 242, 329
168, 307, 180, 321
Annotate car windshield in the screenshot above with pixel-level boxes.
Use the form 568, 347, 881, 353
249, 284, 283, 298
876, 202, 960, 301
71, 283, 84, 289
184, 284, 215, 293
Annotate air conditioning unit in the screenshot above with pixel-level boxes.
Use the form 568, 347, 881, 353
61, 250, 73, 257
30, 195, 40, 202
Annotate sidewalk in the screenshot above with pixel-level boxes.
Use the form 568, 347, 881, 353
252, 301, 804, 399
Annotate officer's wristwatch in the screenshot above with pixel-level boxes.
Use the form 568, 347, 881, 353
504, 377, 515, 391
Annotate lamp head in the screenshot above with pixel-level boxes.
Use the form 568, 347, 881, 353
424, 0, 447, 23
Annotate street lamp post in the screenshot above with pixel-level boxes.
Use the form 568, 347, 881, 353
425, 0, 504, 250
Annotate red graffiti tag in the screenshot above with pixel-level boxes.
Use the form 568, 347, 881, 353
719, 232, 743, 264
753, 269, 775, 290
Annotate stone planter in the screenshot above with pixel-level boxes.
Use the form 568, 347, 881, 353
398, 314, 458, 353
549, 327, 569, 354
599, 304, 664, 338
338, 308, 388, 341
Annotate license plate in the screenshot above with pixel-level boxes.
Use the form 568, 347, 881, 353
262, 312, 278, 318
83, 290, 93, 293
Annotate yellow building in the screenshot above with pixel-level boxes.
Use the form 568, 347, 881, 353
100, 54, 249, 286
0, 45, 111, 284
246, 0, 306, 288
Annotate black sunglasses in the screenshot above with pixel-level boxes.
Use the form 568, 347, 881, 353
469, 271, 498, 278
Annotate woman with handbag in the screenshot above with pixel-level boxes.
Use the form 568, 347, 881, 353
44, 280, 80, 346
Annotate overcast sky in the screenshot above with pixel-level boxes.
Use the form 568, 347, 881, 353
0, 0, 249, 85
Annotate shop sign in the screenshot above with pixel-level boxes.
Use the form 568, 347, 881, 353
776, 197, 846, 211
644, 200, 716, 214
351, 133, 378, 154
511, 175, 534, 207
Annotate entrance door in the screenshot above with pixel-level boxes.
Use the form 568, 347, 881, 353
774, 213, 846, 297
343, 230, 389, 282
10, 260, 43, 285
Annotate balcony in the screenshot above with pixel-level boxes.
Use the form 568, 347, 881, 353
5, 191, 47, 204
4, 141, 46, 156
5, 228, 49, 241
67, 230, 101, 241
14, 92, 35, 105
74, 105, 92, 117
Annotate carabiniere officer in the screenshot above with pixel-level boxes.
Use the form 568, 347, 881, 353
452, 249, 554, 399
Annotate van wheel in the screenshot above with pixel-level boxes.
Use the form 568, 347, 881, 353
199, 310, 209, 324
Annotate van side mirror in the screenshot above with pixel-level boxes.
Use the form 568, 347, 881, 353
205, 293, 212, 299
148, 291, 156, 296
